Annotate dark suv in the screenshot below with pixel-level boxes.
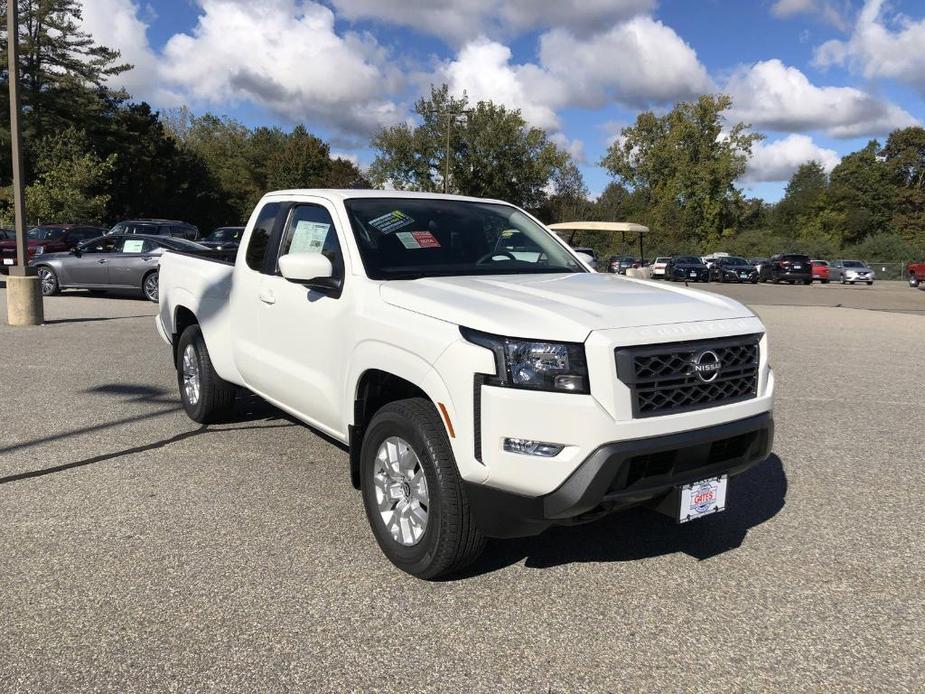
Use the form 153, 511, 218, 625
108, 219, 199, 241
760, 253, 813, 284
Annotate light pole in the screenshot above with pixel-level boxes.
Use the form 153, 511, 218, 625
426, 108, 472, 194
5, 1, 43, 326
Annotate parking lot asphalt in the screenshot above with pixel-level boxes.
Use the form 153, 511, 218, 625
1, 281, 923, 692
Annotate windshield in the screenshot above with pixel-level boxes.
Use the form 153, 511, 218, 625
27, 227, 66, 241
343, 198, 585, 280
723, 256, 748, 265
843, 260, 866, 268
205, 227, 243, 242
655, 257, 670, 263
674, 256, 702, 264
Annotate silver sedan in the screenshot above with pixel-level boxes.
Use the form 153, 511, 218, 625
30, 234, 207, 302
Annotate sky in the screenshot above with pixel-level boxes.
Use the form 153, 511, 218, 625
82, 0, 925, 202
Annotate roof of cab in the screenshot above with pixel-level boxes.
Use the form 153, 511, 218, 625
262, 189, 507, 205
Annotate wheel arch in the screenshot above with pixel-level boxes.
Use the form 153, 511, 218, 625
346, 348, 456, 490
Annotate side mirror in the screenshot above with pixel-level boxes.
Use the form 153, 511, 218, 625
575, 252, 596, 270
278, 253, 341, 294
71, 247, 82, 256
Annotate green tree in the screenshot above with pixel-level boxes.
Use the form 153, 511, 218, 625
369, 84, 572, 209
13, 127, 115, 223
824, 140, 894, 246
774, 161, 828, 238
883, 126, 925, 248
600, 94, 761, 249
0, 0, 129, 152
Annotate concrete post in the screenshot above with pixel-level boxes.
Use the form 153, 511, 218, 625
5, 2, 44, 326
5, 274, 43, 326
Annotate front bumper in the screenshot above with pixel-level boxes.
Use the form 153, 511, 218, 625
465, 412, 774, 538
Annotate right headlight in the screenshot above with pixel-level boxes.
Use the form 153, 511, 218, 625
461, 327, 589, 394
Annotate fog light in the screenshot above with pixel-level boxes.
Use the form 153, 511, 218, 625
503, 438, 564, 457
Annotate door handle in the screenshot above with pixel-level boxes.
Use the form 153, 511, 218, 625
258, 289, 276, 305
97, 259, 107, 263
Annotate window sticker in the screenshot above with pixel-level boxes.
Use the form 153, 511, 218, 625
122, 239, 145, 253
368, 210, 414, 234
288, 221, 330, 254
411, 231, 440, 248
395, 231, 441, 249
395, 231, 420, 249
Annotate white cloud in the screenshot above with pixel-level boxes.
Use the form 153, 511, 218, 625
330, 0, 654, 43
82, 0, 404, 137
770, 0, 850, 31
440, 18, 712, 131
814, 0, 925, 95
80, 0, 170, 104
726, 59, 917, 138
744, 134, 840, 182
442, 39, 561, 129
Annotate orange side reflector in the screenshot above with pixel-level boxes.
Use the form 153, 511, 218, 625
437, 402, 456, 438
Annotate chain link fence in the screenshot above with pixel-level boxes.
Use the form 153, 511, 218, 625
864, 261, 916, 281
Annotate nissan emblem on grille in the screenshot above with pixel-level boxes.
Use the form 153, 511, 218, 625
689, 350, 722, 382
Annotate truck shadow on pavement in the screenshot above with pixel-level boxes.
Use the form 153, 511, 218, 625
459, 454, 787, 577
0, 385, 298, 485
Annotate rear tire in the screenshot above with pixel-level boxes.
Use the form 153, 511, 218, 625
866, 281, 873, 286
36, 265, 59, 296
822, 279, 829, 284
176, 325, 236, 424
361, 398, 485, 579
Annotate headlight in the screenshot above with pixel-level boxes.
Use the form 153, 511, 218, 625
461, 327, 589, 394
33, 246, 45, 255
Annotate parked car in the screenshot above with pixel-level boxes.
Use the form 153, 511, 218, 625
650, 256, 671, 278
571, 246, 598, 270
608, 255, 638, 274
749, 257, 770, 274
906, 261, 925, 288
709, 256, 759, 283
665, 255, 710, 282
810, 259, 830, 283
108, 219, 199, 241
829, 260, 874, 285
1, 224, 107, 271
760, 253, 812, 284
701, 252, 730, 269
158, 189, 774, 578
30, 233, 207, 302
199, 226, 245, 252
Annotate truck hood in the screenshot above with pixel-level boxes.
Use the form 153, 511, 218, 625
380, 273, 754, 342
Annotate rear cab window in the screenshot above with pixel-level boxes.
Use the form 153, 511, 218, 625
245, 202, 282, 272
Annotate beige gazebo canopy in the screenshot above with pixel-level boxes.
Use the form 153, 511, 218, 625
548, 221, 651, 261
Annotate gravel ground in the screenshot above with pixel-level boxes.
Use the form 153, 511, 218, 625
1, 282, 923, 692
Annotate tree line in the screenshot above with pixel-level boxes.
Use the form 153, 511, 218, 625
0, 0, 922, 262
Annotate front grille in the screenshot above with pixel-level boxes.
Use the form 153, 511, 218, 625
615, 334, 761, 417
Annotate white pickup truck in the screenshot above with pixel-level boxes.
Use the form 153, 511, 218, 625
157, 189, 774, 579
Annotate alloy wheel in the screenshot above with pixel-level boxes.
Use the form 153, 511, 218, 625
372, 436, 429, 546
37, 267, 56, 295
181, 344, 201, 406
144, 273, 159, 302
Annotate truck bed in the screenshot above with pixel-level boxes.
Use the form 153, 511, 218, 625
157, 250, 240, 383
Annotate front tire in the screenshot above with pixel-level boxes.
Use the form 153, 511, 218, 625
176, 325, 236, 424
36, 266, 59, 296
142, 271, 159, 303
910, 275, 919, 288
361, 398, 485, 579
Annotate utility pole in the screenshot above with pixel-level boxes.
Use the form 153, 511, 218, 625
426, 108, 472, 194
5, 1, 43, 326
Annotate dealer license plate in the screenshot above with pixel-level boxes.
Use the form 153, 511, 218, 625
678, 475, 727, 523
2, 258, 13, 265
793, 264, 802, 269
689, 271, 697, 277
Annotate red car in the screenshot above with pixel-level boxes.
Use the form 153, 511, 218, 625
0, 224, 106, 272
907, 261, 925, 288
811, 259, 830, 284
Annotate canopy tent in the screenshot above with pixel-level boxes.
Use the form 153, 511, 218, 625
548, 221, 652, 264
